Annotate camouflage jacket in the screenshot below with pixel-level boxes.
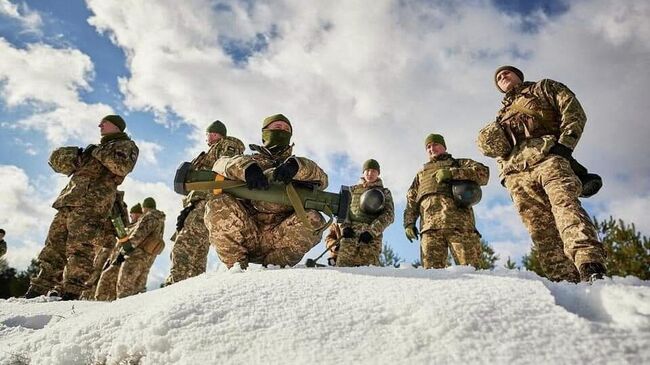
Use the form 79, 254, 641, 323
0, 239, 6, 257
213, 144, 328, 225
342, 177, 394, 237
184, 136, 245, 206
488, 79, 587, 179
128, 209, 165, 256
52, 133, 139, 216
404, 154, 488, 233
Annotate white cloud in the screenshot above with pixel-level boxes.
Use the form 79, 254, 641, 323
0, 0, 42, 32
0, 38, 114, 146
133, 139, 163, 165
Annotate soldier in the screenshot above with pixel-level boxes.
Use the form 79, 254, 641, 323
94, 203, 143, 301
325, 159, 394, 267
205, 113, 328, 269
0, 229, 6, 257
477, 65, 606, 282
112, 197, 165, 298
404, 134, 489, 269
25, 115, 138, 300
165, 120, 245, 285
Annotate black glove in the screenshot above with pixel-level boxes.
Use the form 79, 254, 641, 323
272, 158, 299, 184
342, 227, 355, 239
244, 163, 269, 190
327, 257, 337, 266
176, 204, 194, 231
120, 241, 135, 255
112, 253, 126, 266
549, 143, 573, 160
358, 231, 373, 244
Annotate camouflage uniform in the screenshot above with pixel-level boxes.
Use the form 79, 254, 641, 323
116, 208, 165, 298
94, 220, 138, 301
327, 178, 394, 267
404, 154, 489, 269
28, 133, 138, 298
205, 145, 328, 268
166, 136, 245, 285
0, 239, 6, 257
478, 78, 606, 282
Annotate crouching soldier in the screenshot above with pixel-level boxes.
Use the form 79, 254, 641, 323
205, 114, 328, 269
325, 159, 394, 267
404, 134, 489, 269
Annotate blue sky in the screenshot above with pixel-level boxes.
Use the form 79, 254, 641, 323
1, 0, 649, 287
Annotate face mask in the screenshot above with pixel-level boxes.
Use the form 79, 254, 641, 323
262, 130, 292, 148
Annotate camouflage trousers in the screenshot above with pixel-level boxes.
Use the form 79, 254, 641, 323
80, 220, 116, 300
95, 247, 155, 300
420, 229, 481, 269
504, 155, 603, 282
94, 246, 120, 301
166, 200, 209, 285
204, 194, 325, 268
29, 207, 110, 297
333, 223, 382, 267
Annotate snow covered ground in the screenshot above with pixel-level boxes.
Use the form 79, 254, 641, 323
1, 266, 649, 365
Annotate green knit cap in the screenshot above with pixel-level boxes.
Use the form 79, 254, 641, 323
102, 115, 126, 132
130, 203, 143, 214
494, 65, 524, 93
425, 134, 446, 148
142, 197, 156, 209
262, 113, 292, 134
206, 120, 227, 136
362, 159, 380, 173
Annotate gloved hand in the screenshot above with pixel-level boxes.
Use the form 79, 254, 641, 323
549, 143, 573, 160
112, 253, 126, 266
405, 225, 419, 242
176, 204, 194, 231
435, 168, 452, 183
120, 240, 135, 255
272, 158, 299, 184
244, 163, 269, 190
358, 231, 373, 244
342, 227, 355, 239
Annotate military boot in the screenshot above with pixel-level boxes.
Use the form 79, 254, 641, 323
24, 286, 45, 299
578, 262, 606, 283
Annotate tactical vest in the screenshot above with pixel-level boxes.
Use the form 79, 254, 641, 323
415, 157, 458, 203
348, 186, 381, 224
498, 82, 560, 146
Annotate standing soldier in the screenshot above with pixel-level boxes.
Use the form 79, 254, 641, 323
404, 134, 489, 269
165, 120, 245, 285
325, 159, 394, 267
205, 113, 328, 269
112, 197, 165, 298
95, 203, 142, 301
0, 229, 6, 257
25, 115, 138, 300
79, 191, 130, 300
477, 65, 606, 282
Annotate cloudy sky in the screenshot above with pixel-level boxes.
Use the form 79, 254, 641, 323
1, 0, 648, 287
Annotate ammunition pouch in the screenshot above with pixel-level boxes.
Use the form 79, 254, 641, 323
141, 238, 165, 256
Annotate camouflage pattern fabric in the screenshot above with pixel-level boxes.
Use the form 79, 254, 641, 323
94, 245, 121, 301
477, 79, 606, 281
504, 155, 602, 281
116, 247, 156, 298
0, 239, 6, 257
206, 146, 328, 268
28, 133, 138, 297
28, 207, 105, 297
333, 177, 394, 267
421, 229, 481, 269
403, 154, 489, 269
166, 200, 209, 284
166, 136, 244, 285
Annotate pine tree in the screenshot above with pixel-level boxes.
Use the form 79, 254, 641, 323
594, 216, 649, 280
521, 251, 545, 276
379, 242, 402, 267
504, 256, 518, 270
0, 258, 18, 299
477, 239, 499, 270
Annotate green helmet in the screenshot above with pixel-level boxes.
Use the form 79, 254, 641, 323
451, 180, 482, 208
359, 188, 385, 214
48, 147, 81, 176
